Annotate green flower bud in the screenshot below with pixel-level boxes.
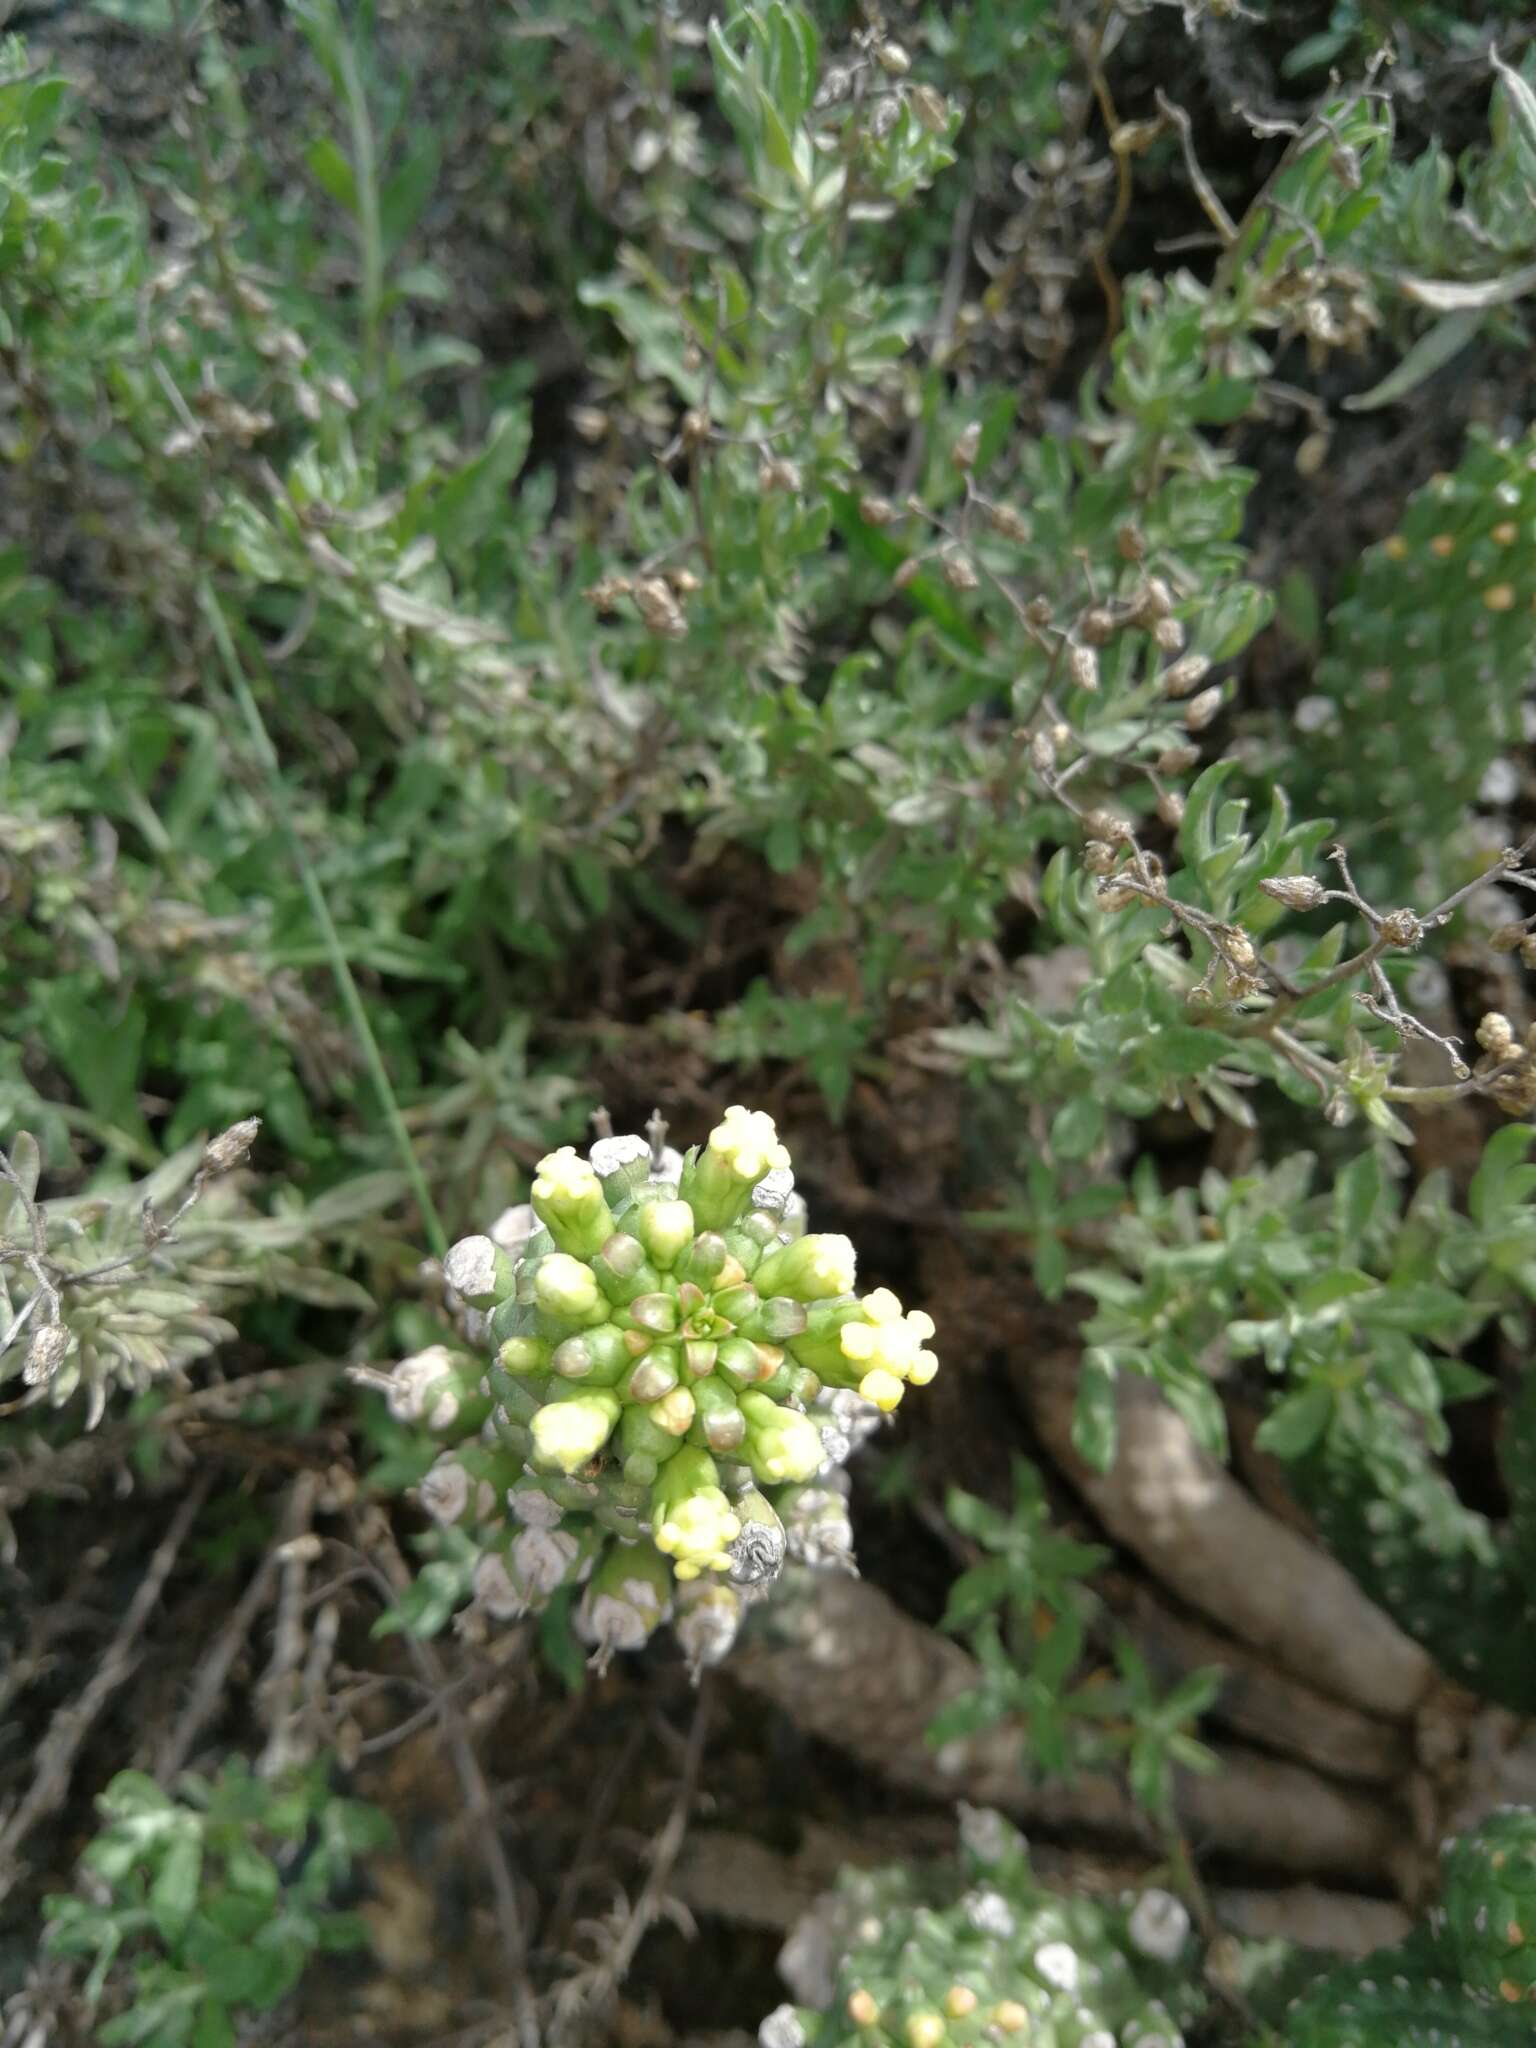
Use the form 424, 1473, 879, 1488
739, 1295, 809, 1344
721, 1228, 765, 1277
740, 1390, 824, 1485
680, 1106, 792, 1232
551, 1324, 631, 1385
530, 1147, 618, 1259
682, 1338, 719, 1379
443, 1234, 518, 1309
651, 1445, 742, 1579
577, 1539, 672, 1659
738, 1206, 784, 1245
711, 1281, 760, 1325
498, 1334, 550, 1375
532, 1252, 604, 1325
634, 1198, 695, 1269
512, 1238, 554, 1305
676, 1232, 729, 1288
757, 1361, 821, 1405
590, 1232, 654, 1302
627, 1346, 681, 1403
784, 1294, 867, 1372
716, 1336, 782, 1388
619, 1399, 688, 1478
625, 1290, 680, 1336
690, 1373, 746, 1453
751, 1233, 857, 1303
651, 1385, 696, 1437
529, 1387, 621, 1473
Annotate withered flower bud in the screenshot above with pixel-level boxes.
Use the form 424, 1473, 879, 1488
1477, 1012, 1516, 1057
942, 551, 979, 591
1086, 809, 1131, 843
1522, 935, 1536, 969
1078, 607, 1116, 647
1153, 616, 1185, 655
861, 495, 899, 527
1157, 744, 1200, 776
1029, 730, 1057, 775
1491, 923, 1528, 953
892, 557, 923, 590
23, 1322, 71, 1386
1117, 522, 1146, 562
1084, 840, 1117, 876
1379, 909, 1423, 949
204, 1117, 261, 1174
1222, 927, 1257, 970
1156, 791, 1186, 829
1184, 686, 1223, 732
876, 41, 911, 74
1066, 645, 1100, 693
1260, 875, 1326, 911
1024, 596, 1053, 627
1163, 653, 1211, 699
984, 501, 1031, 542
634, 577, 688, 638
1096, 879, 1140, 911
952, 422, 981, 471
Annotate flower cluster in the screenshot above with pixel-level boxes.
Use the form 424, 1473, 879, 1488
370, 1108, 939, 1669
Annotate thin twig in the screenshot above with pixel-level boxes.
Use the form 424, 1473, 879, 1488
0, 1475, 213, 1898
345, 1516, 541, 2048
548, 1685, 711, 2046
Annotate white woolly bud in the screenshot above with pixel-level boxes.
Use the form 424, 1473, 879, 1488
1034, 1942, 1079, 1992
1128, 1888, 1191, 1963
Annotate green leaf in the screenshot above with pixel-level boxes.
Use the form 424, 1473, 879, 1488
941, 1558, 1016, 1632
1072, 1350, 1119, 1472
944, 1486, 1010, 1545
1344, 309, 1484, 413
537, 1583, 588, 1695
192, 2002, 236, 2048
149, 1829, 203, 1944
1145, 1025, 1230, 1077
380, 133, 439, 249
1333, 1148, 1382, 1243
1050, 1093, 1106, 1161
1255, 1383, 1334, 1459
756, 88, 801, 183
304, 135, 357, 216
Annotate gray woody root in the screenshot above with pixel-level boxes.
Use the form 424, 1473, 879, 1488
671, 1828, 1413, 1958
1117, 1579, 1410, 1786
1017, 1358, 1434, 1721
732, 1568, 1410, 1887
